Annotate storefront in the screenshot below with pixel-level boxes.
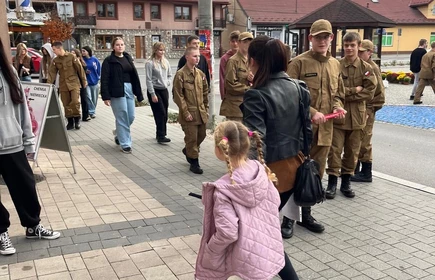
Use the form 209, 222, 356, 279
8, 21, 44, 49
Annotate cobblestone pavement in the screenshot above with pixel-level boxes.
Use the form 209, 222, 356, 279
0, 102, 434, 280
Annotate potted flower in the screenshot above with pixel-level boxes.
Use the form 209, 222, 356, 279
403, 76, 411, 85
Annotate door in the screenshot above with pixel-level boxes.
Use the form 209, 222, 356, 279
135, 36, 146, 59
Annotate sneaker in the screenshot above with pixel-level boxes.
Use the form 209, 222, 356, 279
90, 114, 96, 119
157, 137, 171, 144
0, 231, 16, 255
121, 147, 132, 154
26, 224, 60, 240
114, 137, 120, 145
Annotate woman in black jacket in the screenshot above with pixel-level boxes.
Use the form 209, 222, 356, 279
243, 36, 313, 280
101, 37, 144, 154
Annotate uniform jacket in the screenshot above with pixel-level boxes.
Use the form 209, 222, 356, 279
195, 160, 285, 280
243, 72, 312, 164
418, 50, 435, 80
338, 57, 376, 130
100, 52, 143, 102
178, 54, 210, 87
287, 50, 345, 146
367, 59, 385, 112
48, 52, 87, 92
173, 66, 209, 125
220, 52, 250, 118
219, 49, 236, 100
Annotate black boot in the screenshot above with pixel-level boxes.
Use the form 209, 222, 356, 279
340, 174, 355, 198
66, 118, 74, 130
182, 148, 192, 164
354, 160, 361, 175
296, 207, 325, 233
281, 216, 294, 239
189, 158, 203, 174
351, 162, 373, 182
325, 175, 337, 199
73, 117, 81, 130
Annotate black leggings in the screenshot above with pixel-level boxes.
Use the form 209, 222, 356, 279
278, 189, 299, 280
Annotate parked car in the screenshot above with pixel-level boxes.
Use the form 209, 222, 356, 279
11, 47, 42, 77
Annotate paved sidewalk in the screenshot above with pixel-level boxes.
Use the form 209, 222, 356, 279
0, 103, 435, 279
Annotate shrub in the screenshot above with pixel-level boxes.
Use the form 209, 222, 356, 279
403, 76, 411, 83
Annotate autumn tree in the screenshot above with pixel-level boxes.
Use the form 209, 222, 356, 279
41, 11, 73, 42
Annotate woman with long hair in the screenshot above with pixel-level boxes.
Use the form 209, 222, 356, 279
0, 38, 60, 255
71, 48, 90, 121
242, 36, 312, 279
81, 46, 101, 118
145, 42, 172, 143
13, 43, 34, 82
101, 37, 144, 154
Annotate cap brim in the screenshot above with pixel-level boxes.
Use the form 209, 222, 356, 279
359, 47, 368, 51
240, 37, 253, 41
310, 30, 333, 36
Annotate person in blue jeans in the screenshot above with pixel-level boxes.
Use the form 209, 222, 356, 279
101, 37, 144, 154
82, 46, 101, 118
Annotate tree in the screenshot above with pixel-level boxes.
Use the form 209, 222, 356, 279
41, 11, 73, 42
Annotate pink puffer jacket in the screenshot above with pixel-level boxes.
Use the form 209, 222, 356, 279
195, 160, 285, 280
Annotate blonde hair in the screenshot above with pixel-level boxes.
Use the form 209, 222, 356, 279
150, 42, 169, 69
214, 121, 277, 185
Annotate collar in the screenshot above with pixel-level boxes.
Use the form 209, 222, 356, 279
309, 50, 331, 63
344, 56, 360, 68
182, 65, 196, 76
235, 51, 247, 63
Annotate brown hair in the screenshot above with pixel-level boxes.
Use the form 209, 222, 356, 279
151, 42, 168, 69
229, 30, 240, 41
214, 121, 277, 185
41, 44, 52, 78
52, 41, 63, 48
343, 32, 361, 44
111, 37, 124, 49
0, 38, 22, 104
187, 35, 199, 44
184, 46, 198, 56
72, 49, 86, 66
419, 39, 427, 47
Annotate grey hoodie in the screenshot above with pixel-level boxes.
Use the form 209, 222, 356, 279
39, 43, 59, 87
0, 67, 35, 155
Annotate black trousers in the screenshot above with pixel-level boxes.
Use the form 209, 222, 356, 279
147, 88, 169, 139
0, 151, 41, 233
80, 87, 89, 120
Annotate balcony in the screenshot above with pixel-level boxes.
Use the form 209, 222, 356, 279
72, 15, 96, 28
195, 18, 226, 29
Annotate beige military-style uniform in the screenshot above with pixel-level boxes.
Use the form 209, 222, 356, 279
220, 51, 250, 120
47, 52, 87, 118
358, 58, 385, 163
173, 66, 209, 159
326, 57, 376, 176
287, 50, 345, 178
414, 50, 435, 102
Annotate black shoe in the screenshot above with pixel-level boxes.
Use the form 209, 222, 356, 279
73, 117, 81, 129
114, 137, 120, 145
182, 148, 192, 164
189, 158, 203, 174
409, 95, 414, 100
351, 162, 373, 182
281, 216, 294, 239
413, 101, 422, 105
26, 224, 60, 240
121, 147, 132, 154
325, 175, 337, 199
66, 118, 74, 130
340, 174, 355, 198
157, 137, 171, 144
297, 207, 325, 233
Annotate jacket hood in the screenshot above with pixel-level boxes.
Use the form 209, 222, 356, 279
225, 49, 236, 56
210, 160, 271, 208
41, 43, 55, 59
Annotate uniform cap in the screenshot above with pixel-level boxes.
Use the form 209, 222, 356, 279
310, 19, 333, 36
359, 39, 374, 51
239, 32, 254, 41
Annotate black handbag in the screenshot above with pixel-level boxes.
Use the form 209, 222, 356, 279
292, 81, 325, 207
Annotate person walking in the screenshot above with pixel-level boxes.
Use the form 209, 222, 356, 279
412, 41, 435, 105
145, 42, 172, 144
409, 39, 427, 100
219, 30, 240, 100
286, 19, 346, 239
0, 38, 60, 256
71, 49, 90, 122
101, 37, 144, 154
13, 43, 34, 82
81, 46, 101, 119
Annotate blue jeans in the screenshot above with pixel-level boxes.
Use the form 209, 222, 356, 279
111, 83, 135, 149
20, 76, 31, 82
411, 72, 420, 96
86, 84, 99, 115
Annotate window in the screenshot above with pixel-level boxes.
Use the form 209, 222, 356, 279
382, 32, 393, 46
174, 5, 191, 20
96, 35, 121, 50
432, 5, 435, 15
133, 3, 144, 20
151, 4, 161, 20
74, 2, 87, 17
431, 32, 435, 44
172, 35, 189, 49
97, 2, 117, 18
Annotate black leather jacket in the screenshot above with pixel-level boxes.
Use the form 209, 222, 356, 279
243, 72, 312, 163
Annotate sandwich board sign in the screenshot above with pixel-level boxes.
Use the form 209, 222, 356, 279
21, 82, 76, 173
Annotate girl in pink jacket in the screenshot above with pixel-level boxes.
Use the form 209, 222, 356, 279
195, 121, 299, 280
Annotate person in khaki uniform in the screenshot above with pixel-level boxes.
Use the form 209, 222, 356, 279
413, 41, 435, 104
173, 47, 209, 175
351, 39, 385, 182
220, 32, 254, 121
48, 42, 87, 130
286, 19, 346, 239
326, 32, 376, 199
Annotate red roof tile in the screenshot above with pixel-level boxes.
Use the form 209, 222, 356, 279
409, 0, 433, 7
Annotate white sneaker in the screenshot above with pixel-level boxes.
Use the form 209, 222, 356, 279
0, 231, 16, 255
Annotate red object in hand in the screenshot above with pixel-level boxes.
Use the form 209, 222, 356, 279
324, 112, 343, 120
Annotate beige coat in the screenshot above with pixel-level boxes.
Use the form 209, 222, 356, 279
418, 50, 435, 80
367, 59, 385, 111
48, 52, 86, 92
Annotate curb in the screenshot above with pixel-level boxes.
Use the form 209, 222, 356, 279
373, 171, 435, 195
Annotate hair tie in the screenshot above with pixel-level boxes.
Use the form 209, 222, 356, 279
248, 131, 254, 137
222, 136, 228, 141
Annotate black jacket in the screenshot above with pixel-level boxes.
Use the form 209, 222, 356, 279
410, 47, 427, 73
101, 52, 143, 101
243, 72, 312, 164
177, 54, 210, 87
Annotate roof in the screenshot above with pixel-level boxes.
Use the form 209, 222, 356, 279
290, 0, 396, 28
409, 0, 433, 7
238, 0, 435, 24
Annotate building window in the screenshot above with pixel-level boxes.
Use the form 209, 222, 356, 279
432, 5, 435, 15
172, 35, 189, 49
133, 3, 144, 20
174, 5, 191, 20
97, 2, 117, 18
96, 35, 121, 50
74, 2, 87, 17
382, 32, 393, 46
151, 4, 161, 20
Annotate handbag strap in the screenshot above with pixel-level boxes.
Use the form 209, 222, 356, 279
291, 79, 310, 157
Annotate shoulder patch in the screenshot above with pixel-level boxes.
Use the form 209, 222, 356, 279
364, 71, 371, 77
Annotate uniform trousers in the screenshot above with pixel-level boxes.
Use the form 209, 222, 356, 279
327, 128, 363, 176
147, 88, 169, 139
309, 126, 331, 179
0, 151, 41, 233
60, 89, 81, 118
358, 109, 375, 163
414, 78, 435, 102
181, 124, 206, 159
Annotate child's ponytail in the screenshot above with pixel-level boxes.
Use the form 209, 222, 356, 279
219, 137, 236, 184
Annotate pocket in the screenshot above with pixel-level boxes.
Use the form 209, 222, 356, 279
0, 117, 23, 150
330, 76, 338, 93
201, 243, 225, 272
184, 81, 195, 90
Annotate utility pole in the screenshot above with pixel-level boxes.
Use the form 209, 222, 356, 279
198, 0, 215, 129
